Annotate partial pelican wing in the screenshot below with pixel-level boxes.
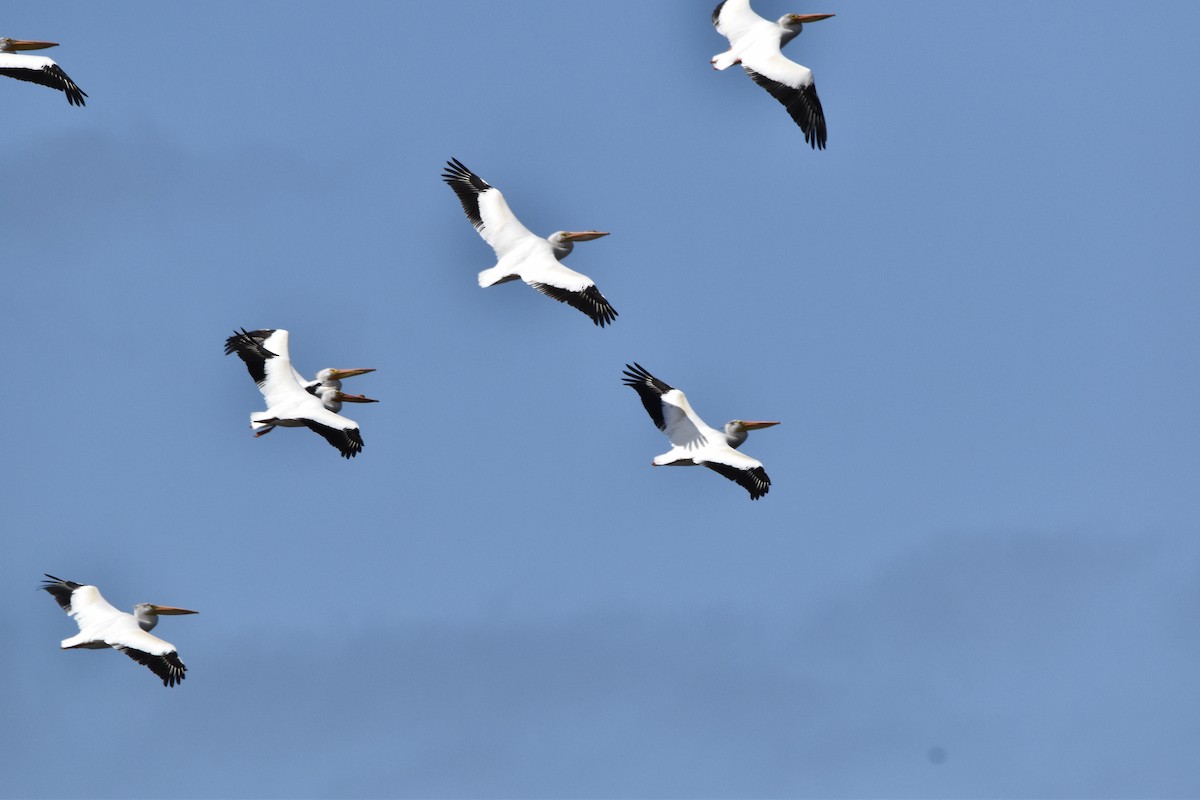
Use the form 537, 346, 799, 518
226, 328, 308, 410
703, 456, 772, 500
742, 57, 826, 149
622, 363, 708, 449
712, 0, 766, 40
225, 328, 281, 388
442, 158, 537, 259
41, 576, 122, 633
526, 259, 618, 327
109, 627, 187, 687
226, 328, 317, 390
302, 420, 365, 459
301, 407, 365, 459
118, 646, 187, 687
0, 57, 86, 106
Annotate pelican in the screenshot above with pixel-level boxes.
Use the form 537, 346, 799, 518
711, 2, 833, 148
0, 38, 86, 106
226, 328, 377, 411
224, 328, 378, 459
442, 158, 618, 327
41, 575, 197, 687
623, 362, 779, 499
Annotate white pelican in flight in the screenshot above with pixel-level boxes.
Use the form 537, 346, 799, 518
442, 158, 618, 327
41, 575, 198, 687
623, 363, 779, 500
0, 38, 86, 106
711, 2, 833, 148
225, 328, 378, 459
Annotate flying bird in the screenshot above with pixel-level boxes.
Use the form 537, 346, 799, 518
225, 328, 378, 459
442, 158, 618, 327
227, 328, 377, 410
623, 362, 779, 499
711, 1, 833, 148
41, 574, 197, 687
0, 38, 86, 106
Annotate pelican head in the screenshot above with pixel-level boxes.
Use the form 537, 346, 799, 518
0, 38, 60, 53
723, 419, 780, 449
778, 13, 834, 45
548, 230, 609, 259
318, 368, 375, 382
133, 603, 199, 632
312, 385, 378, 414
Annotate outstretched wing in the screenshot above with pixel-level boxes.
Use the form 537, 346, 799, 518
224, 328, 280, 386
743, 58, 826, 149
622, 363, 709, 449
712, 0, 766, 40
302, 412, 365, 459
111, 626, 188, 687
0, 59, 87, 106
41, 576, 123, 632
442, 158, 538, 260
527, 260, 618, 327
702, 455, 771, 500
225, 328, 311, 410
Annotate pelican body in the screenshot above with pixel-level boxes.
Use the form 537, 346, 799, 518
224, 328, 377, 459
442, 158, 618, 327
0, 38, 86, 106
711, 2, 833, 148
623, 363, 779, 500
41, 575, 198, 687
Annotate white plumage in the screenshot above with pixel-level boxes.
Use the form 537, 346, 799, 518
0, 38, 86, 106
711, 1, 833, 148
623, 363, 780, 500
41, 575, 198, 687
442, 158, 618, 327
224, 328, 378, 459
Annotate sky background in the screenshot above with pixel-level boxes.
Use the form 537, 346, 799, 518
2, 1, 1198, 797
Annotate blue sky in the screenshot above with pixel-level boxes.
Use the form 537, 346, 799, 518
3, 1, 1199, 797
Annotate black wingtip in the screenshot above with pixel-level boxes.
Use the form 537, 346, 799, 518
743, 68, 827, 149
704, 462, 772, 500
442, 157, 492, 231
528, 282, 618, 327
712, 0, 728, 26
622, 363, 672, 431
40, 575, 80, 612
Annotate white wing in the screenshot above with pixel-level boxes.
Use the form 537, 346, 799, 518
475, 183, 539, 259
622, 364, 714, 450
253, 329, 309, 411
296, 404, 366, 459
698, 446, 772, 500
713, 0, 768, 42
442, 158, 538, 260
743, 51, 814, 92
519, 255, 618, 328
660, 388, 716, 451
225, 328, 308, 403
104, 620, 188, 687
62, 584, 124, 633
740, 53, 826, 148
102, 617, 176, 656
0, 52, 87, 105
